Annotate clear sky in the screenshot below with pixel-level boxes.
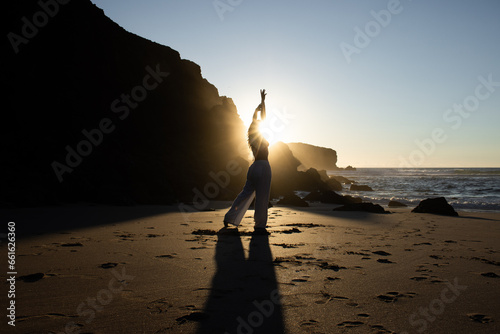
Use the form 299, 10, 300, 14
91, 0, 500, 167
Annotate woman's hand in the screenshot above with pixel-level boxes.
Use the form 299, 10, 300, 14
260, 89, 266, 103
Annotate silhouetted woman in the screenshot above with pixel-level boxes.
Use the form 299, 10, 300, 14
224, 89, 271, 234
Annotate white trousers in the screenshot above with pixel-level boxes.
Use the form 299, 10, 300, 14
224, 160, 272, 228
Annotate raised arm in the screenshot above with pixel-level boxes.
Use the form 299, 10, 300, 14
260, 89, 266, 121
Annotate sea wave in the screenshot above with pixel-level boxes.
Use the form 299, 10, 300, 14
329, 168, 500, 212
453, 169, 500, 175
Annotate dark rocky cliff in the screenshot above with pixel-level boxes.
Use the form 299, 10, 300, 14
2, 0, 248, 206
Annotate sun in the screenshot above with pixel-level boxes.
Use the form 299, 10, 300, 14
259, 117, 290, 146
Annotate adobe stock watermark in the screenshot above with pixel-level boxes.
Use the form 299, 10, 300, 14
51, 64, 169, 182
340, 0, 407, 64
401, 277, 467, 333
7, 0, 71, 54
56, 267, 135, 334
213, 0, 244, 21
178, 105, 294, 220
399, 73, 499, 168
225, 288, 282, 334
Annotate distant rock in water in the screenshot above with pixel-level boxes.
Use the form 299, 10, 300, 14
411, 197, 459, 216
333, 203, 389, 214
350, 184, 373, 191
277, 193, 309, 207
287, 143, 338, 171
388, 200, 407, 207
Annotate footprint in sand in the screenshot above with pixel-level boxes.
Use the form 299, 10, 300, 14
59, 242, 84, 247
146, 233, 164, 238
468, 313, 492, 323
346, 251, 370, 256
176, 311, 210, 324
370, 324, 394, 333
147, 297, 173, 314
325, 276, 341, 281
272, 243, 305, 248
192, 229, 218, 236
416, 265, 432, 273
410, 276, 428, 281
432, 263, 449, 267
317, 261, 347, 271
285, 223, 325, 228
481, 272, 499, 278
315, 291, 349, 304
17, 273, 47, 282
377, 294, 398, 303
430, 278, 446, 283
377, 258, 395, 264
300, 319, 319, 329
291, 278, 309, 283
116, 233, 135, 241
155, 254, 176, 259
337, 320, 364, 328
377, 291, 417, 303
470, 257, 500, 266
372, 250, 392, 256
278, 228, 302, 234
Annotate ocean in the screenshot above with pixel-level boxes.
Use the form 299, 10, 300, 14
327, 168, 500, 212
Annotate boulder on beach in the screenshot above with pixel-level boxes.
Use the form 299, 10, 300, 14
333, 202, 389, 214
296, 168, 340, 192
350, 184, 373, 191
304, 190, 361, 205
388, 200, 407, 207
325, 178, 343, 191
277, 193, 309, 207
330, 175, 355, 185
411, 197, 458, 216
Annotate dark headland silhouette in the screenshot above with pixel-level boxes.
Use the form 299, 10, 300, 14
2, 0, 354, 207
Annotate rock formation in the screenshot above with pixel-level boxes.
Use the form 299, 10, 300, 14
287, 142, 338, 171
2, 0, 248, 206
411, 197, 459, 216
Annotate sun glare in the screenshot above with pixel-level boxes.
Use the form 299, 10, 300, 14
260, 118, 288, 146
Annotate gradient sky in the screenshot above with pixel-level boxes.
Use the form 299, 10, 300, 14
90, 0, 500, 167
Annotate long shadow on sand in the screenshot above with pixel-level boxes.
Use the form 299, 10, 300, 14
197, 230, 285, 334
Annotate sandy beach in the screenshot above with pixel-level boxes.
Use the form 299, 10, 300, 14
3, 203, 500, 333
